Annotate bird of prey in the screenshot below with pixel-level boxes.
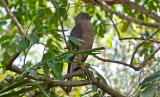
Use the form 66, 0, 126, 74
66, 12, 94, 93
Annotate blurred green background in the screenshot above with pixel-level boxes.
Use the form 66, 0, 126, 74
0, 0, 160, 97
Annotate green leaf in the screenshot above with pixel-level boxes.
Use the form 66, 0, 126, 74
121, 21, 130, 32
42, 51, 54, 61
105, 34, 112, 48
0, 78, 29, 93
29, 33, 40, 44
69, 36, 85, 46
0, 86, 36, 97
93, 93, 99, 97
141, 71, 160, 85
141, 84, 157, 97
58, 7, 67, 18
48, 14, 58, 27
54, 0, 68, 7
47, 61, 63, 80
0, 34, 14, 43
17, 37, 30, 51
42, 52, 54, 75
96, 13, 101, 20
34, 82, 50, 97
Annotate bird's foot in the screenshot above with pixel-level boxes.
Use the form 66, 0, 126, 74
80, 64, 93, 84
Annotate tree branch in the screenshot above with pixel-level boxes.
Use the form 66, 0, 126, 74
49, 78, 125, 97
82, 0, 160, 28
6, 64, 125, 97
120, 37, 160, 44
94, 55, 140, 71
139, 46, 160, 69
6, 64, 84, 81
1, 0, 25, 68
93, 78, 125, 97
6, 52, 21, 67
117, 0, 160, 22
94, 45, 160, 71
130, 28, 160, 65
64, 69, 84, 79
51, 0, 68, 47
0, 0, 25, 36
99, 0, 160, 22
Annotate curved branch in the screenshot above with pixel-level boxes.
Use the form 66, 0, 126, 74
130, 29, 160, 65
101, 0, 160, 22
117, 0, 160, 22
94, 55, 140, 71
82, 0, 160, 28
139, 46, 160, 68
94, 46, 160, 71
6, 64, 125, 97
93, 79, 125, 97
6, 52, 21, 67
100, 1, 160, 28
120, 37, 160, 44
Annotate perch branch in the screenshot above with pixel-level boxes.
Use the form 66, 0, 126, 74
6, 64, 125, 97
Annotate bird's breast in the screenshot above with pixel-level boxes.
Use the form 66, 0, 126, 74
79, 20, 94, 50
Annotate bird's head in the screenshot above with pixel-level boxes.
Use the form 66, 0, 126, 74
75, 12, 91, 24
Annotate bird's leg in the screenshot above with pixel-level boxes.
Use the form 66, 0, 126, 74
79, 63, 93, 85
73, 54, 93, 84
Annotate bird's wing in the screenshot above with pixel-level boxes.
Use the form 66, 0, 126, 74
68, 23, 83, 72
70, 23, 83, 39
68, 23, 83, 50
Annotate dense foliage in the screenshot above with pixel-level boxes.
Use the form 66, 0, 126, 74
0, 0, 160, 97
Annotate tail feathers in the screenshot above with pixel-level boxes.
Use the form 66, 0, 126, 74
66, 63, 73, 94
66, 78, 72, 94
66, 63, 80, 94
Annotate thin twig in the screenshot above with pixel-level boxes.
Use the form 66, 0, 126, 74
51, 0, 68, 47
130, 29, 160, 65
105, 12, 121, 40
139, 46, 160, 68
94, 55, 140, 71
120, 37, 160, 44
94, 46, 160, 71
